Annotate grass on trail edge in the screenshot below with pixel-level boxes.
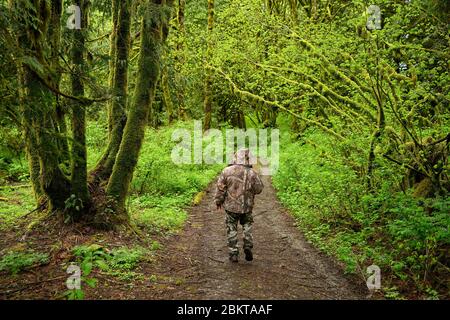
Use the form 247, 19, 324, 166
272, 126, 449, 300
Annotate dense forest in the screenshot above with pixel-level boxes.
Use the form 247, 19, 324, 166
0, 0, 448, 300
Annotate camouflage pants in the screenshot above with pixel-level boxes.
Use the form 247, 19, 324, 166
225, 210, 253, 257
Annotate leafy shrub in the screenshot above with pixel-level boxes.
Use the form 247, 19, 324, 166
273, 127, 450, 299
0, 157, 29, 183
72, 244, 110, 274
0, 186, 35, 230
131, 201, 187, 234
71, 244, 148, 278
127, 121, 224, 234
109, 247, 145, 271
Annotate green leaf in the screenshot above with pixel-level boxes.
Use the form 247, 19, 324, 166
95, 259, 109, 271
84, 278, 98, 288
81, 261, 93, 276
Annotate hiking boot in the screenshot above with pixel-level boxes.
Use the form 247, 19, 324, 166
229, 255, 238, 263
244, 248, 253, 261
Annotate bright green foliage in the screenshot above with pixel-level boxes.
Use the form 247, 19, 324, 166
70, 244, 148, 287
108, 247, 146, 271
0, 128, 28, 183
0, 0, 448, 301
0, 186, 36, 230
64, 244, 105, 300
129, 121, 224, 233
65, 289, 86, 300
0, 251, 49, 275
274, 123, 450, 299
131, 203, 187, 235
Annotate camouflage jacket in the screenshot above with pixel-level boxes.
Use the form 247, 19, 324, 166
214, 153, 264, 214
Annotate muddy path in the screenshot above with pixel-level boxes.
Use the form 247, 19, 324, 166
145, 176, 368, 300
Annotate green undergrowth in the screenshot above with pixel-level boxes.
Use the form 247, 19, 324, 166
0, 120, 223, 235
125, 121, 224, 234
63, 243, 159, 299
0, 186, 36, 231
0, 250, 49, 275
273, 126, 449, 300
0, 128, 29, 184
71, 244, 152, 280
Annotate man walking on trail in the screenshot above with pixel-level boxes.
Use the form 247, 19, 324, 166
214, 149, 264, 262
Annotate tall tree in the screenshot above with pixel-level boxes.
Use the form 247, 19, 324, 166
176, 0, 187, 119
48, 0, 70, 164
70, 0, 91, 217
203, 0, 214, 130
15, 0, 71, 211
107, 0, 120, 137
106, 0, 174, 217
92, 0, 132, 182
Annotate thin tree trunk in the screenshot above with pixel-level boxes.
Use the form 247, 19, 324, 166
162, 65, 175, 123
176, 0, 187, 119
70, 0, 90, 216
48, 0, 70, 165
107, 0, 120, 138
367, 39, 386, 190
310, 0, 317, 20
203, 0, 214, 130
289, 0, 298, 23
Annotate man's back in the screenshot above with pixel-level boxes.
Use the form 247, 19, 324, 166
214, 151, 263, 214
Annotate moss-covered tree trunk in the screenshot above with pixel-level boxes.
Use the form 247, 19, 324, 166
13, 1, 43, 203
37, 104, 71, 211
48, 0, 70, 166
107, 0, 120, 137
70, 0, 90, 216
92, 0, 131, 181
22, 109, 44, 203
176, 0, 187, 119
15, 0, 70, 210
162, 65, 175, 123
106, 0, 173, 216
203, 0, 214, 130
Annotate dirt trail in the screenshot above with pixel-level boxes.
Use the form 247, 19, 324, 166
147, 176, 368, 299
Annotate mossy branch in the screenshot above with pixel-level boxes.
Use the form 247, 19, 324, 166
291, 35, 379, 112
258, 64, 369, 128
21, 57, 111, 104
210, 66, 345, 140
255, 62, 376, 124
